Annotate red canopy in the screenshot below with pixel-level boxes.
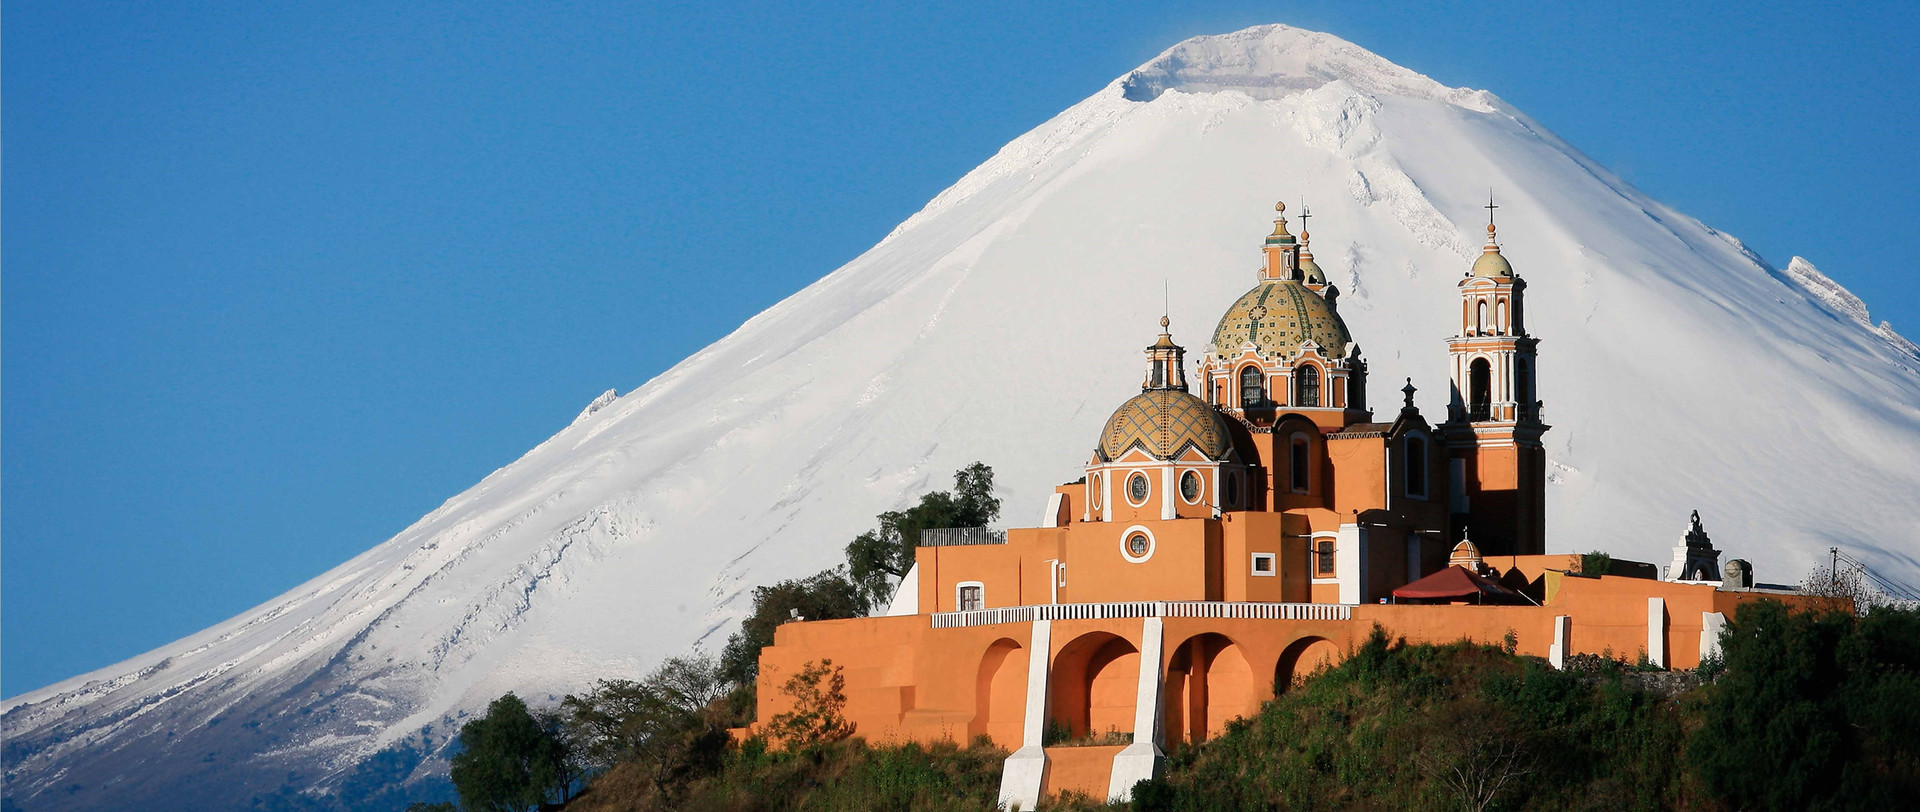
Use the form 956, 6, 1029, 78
1392, 565, 1528, 604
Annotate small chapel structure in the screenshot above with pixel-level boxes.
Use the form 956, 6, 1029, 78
744, 200, 1830, 807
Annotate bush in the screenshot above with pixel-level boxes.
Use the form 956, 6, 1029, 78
719, 569, 868, 685
1689, 600, 1920, 809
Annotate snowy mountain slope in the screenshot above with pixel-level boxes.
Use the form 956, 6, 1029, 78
7, 23, 1920, 811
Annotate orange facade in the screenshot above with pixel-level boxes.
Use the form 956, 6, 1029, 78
745, 202, 1831, 806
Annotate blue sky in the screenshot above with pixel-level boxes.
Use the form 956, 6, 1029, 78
4, 1, 1915, 697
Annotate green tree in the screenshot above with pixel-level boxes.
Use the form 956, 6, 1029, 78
1689, 600, 1920, 809
562, 654, 732, 800
766, 659, 855, 748
449, 693, 574, 812
719, 567, 867, 685
845, 462, 1001, 608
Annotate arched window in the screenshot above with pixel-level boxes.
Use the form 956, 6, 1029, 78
1315, 540, 1336, 576
1469, 358, 1492, 421
1240, 366, 1264, 408
1516, 360, 1532, 420
1405, 435, 1428, 499
1290, 436, 1310, 493
1476, 300, 1487, 335
1294, 366, 1321, 407
1497, 299, 1509, 334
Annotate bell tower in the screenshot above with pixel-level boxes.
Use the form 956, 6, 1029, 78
1441, 197, 1548, 555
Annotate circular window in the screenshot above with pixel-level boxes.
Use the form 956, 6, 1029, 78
1120, 526, 1156, 563
1180, 470, 1202, 504
1089, 473, 1101, 510
1224, 471, 1241, 508
1126, 472, 1150, 506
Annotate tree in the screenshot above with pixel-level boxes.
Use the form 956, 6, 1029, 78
563, 654, 732, 801
766, 659, 854, 748
845, 462, 1001, 608
719, 568, 867, 684
449, 693, 574, 812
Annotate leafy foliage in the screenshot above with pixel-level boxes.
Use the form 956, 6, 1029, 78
719, 568, 868, 684
1137, 629, 1688, 811
1578, 550, 1612, 577
449, 693, 577, 812
1688, 600, 1920, 810
844, 462, 1001, 608
561, 654, 735, 801
766, 659, 855, 748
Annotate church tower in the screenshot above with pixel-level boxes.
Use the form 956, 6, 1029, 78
1440, 199, 1548, 555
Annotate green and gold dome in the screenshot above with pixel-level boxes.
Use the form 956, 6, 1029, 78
1210, 279, 1352, 360
1096, 389, 1234, 462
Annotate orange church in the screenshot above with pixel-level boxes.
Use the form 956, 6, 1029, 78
747, 200, 1829, 807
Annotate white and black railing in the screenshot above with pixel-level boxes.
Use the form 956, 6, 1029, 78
929, 600, 1354, 629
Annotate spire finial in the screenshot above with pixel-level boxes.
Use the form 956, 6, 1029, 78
1402, 377, 1417, 410
1297, 199, 1311, 237
1484, 191, 1500, 246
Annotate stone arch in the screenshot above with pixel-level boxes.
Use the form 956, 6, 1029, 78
1050, 631, 1140, 741
1163, 632, 1257, 747
1275, 636, 1342, 694
971, 637, 1027, 745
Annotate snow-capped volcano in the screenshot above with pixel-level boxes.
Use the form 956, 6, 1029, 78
8, 23, 1919, 811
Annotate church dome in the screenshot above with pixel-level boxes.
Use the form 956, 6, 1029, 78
1096, 389, 1233, 462
1210, 280, 1352, 359
1471, 223, 1513, 277
1471, 251, 1512, 277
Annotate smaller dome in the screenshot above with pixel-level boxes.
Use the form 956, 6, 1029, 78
1097, 389, 1233, 462
1300, 256, 1327, 285
1471, 223, 1513, 277
1471, 250, 1512, 278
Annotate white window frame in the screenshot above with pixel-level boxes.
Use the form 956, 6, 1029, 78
1124, 469, 1152, 507
1119, 525, 1157, 564
1251, 552, 1277, 577
1178, 469, 1204, 505
1310, 534, 1340, 584
955, 581, 985, 612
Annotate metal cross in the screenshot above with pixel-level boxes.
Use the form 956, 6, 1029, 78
1297, 200, 1311, 233
1485, 191, 1499, 225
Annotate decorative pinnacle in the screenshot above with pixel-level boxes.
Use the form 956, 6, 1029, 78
1160, 314, 1170, 331
1402, 378, 1417, 410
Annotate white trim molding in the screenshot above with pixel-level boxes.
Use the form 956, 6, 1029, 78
1120, 525, 1157, 564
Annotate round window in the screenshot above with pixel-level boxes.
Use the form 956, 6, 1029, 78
1224, 471, 1241, 507
1126, 472, 1150, 505
1179, 470, 1201, 503
1089, 473, 1101, 509
1119, 525, 1155, 562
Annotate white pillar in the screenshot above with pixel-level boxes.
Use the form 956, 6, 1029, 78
1108, 616, 1165, 802
1041, 493, 1065, 528
1336, 523, 1368, 605
1548, 615, 1571, 669
1647, 597, 1668, 669
1699, 611, 1727, 664
1161, 465, 1176, 521
997, 620, 1053, 810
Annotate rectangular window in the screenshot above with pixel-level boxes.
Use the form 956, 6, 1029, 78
1315, 540, 1336, 576
957, 584, 983, 611
1251, 552, 1276, 576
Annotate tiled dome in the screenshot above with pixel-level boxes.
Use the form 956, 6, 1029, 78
1097, 389, 1233, 461
1210, 279, 1351, 359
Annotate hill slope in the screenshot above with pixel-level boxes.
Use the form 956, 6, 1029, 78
7, 23, 1919, 811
